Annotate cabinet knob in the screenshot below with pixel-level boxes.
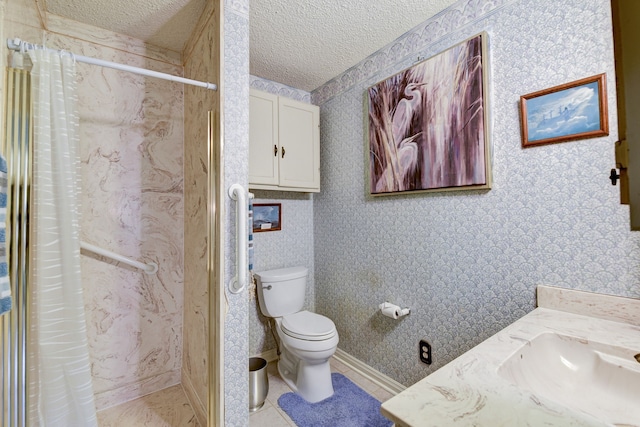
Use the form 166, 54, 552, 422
282, 146, 286, 158
273, 145, 278, 157
610, 168, 620, 185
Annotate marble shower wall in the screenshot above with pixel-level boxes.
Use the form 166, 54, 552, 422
5, 4, 185, 410
182, 2, 220, 424
313, 0, 640, 388
248, 76, 316, 356
58, 26, 184, 410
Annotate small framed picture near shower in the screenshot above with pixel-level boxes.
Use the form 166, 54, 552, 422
366, 32, 491, 196
253, 203, 281, 232
519, 73, 609, 148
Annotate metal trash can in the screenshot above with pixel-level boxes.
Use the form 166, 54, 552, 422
249, 357, 269, 412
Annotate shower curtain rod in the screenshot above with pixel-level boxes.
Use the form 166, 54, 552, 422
7, 38, 218, 91
81, 241, 158, 274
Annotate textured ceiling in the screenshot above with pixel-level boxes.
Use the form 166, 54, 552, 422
45, 0, 206, 52
44, 0, 458, 92
250, 0, 457, 91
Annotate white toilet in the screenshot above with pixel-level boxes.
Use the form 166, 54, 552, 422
255, 266, 339, 403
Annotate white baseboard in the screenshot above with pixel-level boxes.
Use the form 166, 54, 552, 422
253, 348, 278, 363
333, 348, 406, 395
254, 347, 406, 395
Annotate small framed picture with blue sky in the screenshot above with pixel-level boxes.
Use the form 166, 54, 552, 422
520, 73, 608, 148
253, 203, 281, 232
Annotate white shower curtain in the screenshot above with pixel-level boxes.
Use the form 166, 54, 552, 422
27, 49, 98, 426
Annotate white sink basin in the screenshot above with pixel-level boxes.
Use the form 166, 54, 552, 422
498, 332, 640, 424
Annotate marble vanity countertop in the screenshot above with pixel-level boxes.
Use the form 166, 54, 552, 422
381, 286, 640, 426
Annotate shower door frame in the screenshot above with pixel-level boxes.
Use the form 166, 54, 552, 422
208, 106, 225, 427
0, 70, 227, 427
1, 67, 32, 427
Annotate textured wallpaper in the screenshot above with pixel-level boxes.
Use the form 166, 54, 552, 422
248, 190, 315, 355
250, 75, 311, 103
312, 0, 640, 387
223, 1, 250, 425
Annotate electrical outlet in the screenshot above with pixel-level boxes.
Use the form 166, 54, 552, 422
419, 339, 432, 365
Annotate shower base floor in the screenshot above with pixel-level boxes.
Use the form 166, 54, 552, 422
97, 384, 199, 426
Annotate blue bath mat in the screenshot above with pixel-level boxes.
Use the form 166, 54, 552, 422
278, 373, 392, 427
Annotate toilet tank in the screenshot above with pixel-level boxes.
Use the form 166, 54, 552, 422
255, 266, 308, 317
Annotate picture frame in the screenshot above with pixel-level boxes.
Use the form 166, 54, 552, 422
252, 203, 281, 232
366, 32, 491, 195
520, 74, 609, 148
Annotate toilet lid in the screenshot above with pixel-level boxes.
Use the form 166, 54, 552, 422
281, 311, 336, 341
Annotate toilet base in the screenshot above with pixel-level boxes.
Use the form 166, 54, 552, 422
277, 349, 334, 403
296, 359, 334, 403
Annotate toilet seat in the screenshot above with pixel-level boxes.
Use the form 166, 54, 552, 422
281, 311, 336, 341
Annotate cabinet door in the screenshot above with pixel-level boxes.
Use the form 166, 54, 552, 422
249, 90, 279, 185
613, 0, 640, 230
278, 97, 320, 190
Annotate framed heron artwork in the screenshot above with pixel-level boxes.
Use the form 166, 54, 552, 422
366, 32, 491, 195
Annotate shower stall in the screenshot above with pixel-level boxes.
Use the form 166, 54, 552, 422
0, 0, 227, 425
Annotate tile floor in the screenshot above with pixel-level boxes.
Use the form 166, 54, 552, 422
95, 356, 396, 426
249, 357, 396, 426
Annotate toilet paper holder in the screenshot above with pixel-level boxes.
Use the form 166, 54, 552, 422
379, 302, 410, 319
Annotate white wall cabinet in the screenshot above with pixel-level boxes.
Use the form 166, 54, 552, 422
249, 89, 320, 192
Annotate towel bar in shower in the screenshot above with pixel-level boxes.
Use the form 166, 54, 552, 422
80, 241, 158, 274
